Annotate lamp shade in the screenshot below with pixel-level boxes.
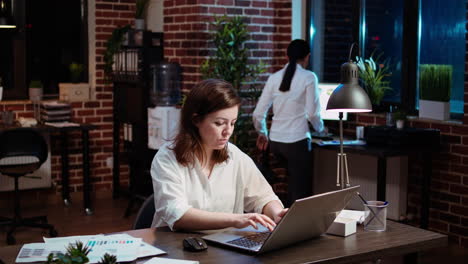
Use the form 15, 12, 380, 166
326, 61, 372, 113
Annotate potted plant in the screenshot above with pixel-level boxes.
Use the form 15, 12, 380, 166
393, 109, 407, 129
46, 241, 117, 264
200, 15, 266, 154
29, 80, 43, 102
419, 64, 452, 120
355, 52, 392, 109
135, 0, 150, 30
70, 62, 84, 83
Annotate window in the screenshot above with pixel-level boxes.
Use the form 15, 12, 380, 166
306, 0, 358, 83
307, 0, 465, 117
417, 0, 465, 115
0, 0, 87, 100
362, 0, 404, 104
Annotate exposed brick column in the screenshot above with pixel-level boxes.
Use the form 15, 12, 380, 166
82, 0, 136, 191
163, 0, 291, 90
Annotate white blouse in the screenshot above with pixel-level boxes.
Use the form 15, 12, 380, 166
150, 142, 281, 230
253, 64, 324, 143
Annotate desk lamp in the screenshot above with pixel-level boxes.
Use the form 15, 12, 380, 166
326, 43, 372, 189
0, 0, 16, 29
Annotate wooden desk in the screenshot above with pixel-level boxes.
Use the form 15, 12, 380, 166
0, 123, 97, 215
0, 221, 447, 264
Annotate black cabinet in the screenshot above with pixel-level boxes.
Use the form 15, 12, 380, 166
112, 31, 163, 215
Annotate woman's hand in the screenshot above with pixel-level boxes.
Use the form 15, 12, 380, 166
256, 134, 269, 151
233, 213, 277, 231
272, 208, 288, 223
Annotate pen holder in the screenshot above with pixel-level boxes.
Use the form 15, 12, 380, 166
364, 201, 388, 232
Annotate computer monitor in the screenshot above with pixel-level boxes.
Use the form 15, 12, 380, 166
318, 83, 348, 121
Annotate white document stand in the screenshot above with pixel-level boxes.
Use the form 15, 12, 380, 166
148, 106, 181, 150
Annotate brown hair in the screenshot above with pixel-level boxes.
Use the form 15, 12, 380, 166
171, 79, 241, 167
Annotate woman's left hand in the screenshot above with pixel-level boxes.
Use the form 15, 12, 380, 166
256, 134, 269, 151
272, 208, 288, 223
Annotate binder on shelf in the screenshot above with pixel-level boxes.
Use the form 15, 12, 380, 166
40, 101, 72, 123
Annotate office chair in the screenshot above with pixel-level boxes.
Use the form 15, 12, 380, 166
0, 128, 58, 245
133, 193, 155, 230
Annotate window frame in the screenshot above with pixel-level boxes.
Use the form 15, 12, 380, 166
306, 0, 464, 117
2, 0, 88, 100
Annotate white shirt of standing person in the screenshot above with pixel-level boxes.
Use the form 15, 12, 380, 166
253, 64, 324, 143
150, 142, 282, 230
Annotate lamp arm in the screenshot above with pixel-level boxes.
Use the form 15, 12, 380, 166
339, 112, 345, 188
347, 42, 360, 62
339, 112, 344, 155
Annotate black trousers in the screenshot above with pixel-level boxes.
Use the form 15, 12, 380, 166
270, 138, 313, 207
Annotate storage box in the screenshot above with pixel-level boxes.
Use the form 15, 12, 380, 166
59, 83, 90, 101
326, 217, 357, 237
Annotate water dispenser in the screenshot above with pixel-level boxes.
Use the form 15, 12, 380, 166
150, 62, 182, 106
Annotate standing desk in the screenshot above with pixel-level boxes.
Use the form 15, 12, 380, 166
0, 221, 447, 263
0, 123, 97, 215
315, 142, 436, 229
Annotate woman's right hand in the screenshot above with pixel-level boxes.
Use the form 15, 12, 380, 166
256, 134, 269, 151
233, 213, 277, 231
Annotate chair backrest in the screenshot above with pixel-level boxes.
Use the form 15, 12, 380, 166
133, 193, 155, 230
0, 128, 48, 176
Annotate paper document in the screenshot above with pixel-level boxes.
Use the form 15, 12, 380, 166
16, 243, 65, 263
85, 234, 142, 263
16, 234, 166, 263
145, 257, 199, 264
43, 234, 104, 244
338, 209, 366, 224
118, 233, 166, 258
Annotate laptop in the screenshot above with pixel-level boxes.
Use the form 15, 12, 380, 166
202, 186, 359, 254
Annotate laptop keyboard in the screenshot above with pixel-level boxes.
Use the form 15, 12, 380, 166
226, 232, 270, 248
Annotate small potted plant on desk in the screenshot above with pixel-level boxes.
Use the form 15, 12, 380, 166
59, 62, 90, 101
45, 241, 117, 264
393, 109, 407, 130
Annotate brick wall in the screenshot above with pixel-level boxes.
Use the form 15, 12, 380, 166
163, 0, 291, 90
0, 1, 290, 200
322, 1, 468, 248
342, 109, 468, 247
340, 2, 468, 247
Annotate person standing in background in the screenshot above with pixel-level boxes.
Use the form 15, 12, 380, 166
253, 39, 325, 207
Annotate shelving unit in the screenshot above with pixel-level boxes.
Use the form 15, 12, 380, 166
112, 31, 163, 216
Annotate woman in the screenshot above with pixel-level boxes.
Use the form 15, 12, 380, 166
252, 39, 325, 207
151, 79, 287, 231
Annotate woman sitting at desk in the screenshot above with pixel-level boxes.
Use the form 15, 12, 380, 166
150, 79, 287, 231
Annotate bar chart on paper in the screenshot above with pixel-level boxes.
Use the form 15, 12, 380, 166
85, 235, 141, 262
